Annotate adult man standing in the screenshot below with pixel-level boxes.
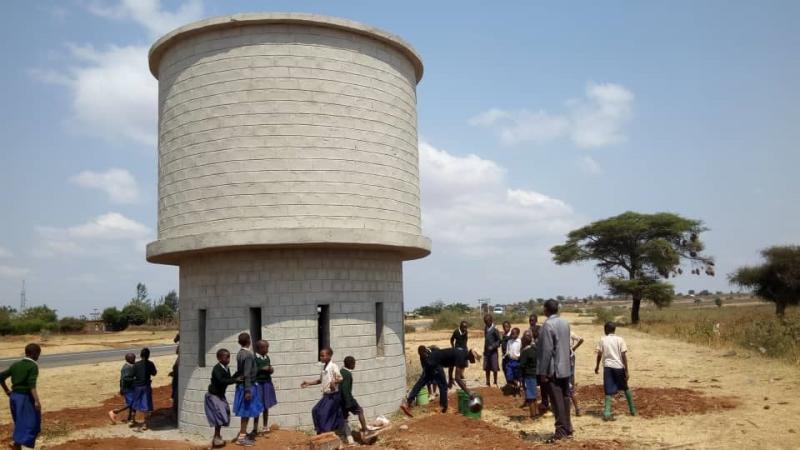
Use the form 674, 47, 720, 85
536, 300, 573, 443
483, 315, 502, 387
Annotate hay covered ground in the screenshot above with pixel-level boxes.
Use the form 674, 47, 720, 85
1, 313, 799, 449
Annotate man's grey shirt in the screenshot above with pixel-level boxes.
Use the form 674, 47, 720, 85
535, 314, 572, 379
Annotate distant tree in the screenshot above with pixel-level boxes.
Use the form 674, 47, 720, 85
163, 290, 179, 312
152, 303, 175, 324
415, 300, 445, 316
536, 298, 545, 304
714, 297, 723, 308
730, 245, 800, 317
551, 211, 714, 324
135, 283, 149, 302
699, 289, 711, 296
122, 303, 149, 326
688, 289, 696, 295
20, 305, 58, 323
443, 302, 471, 314
102, 307, 128, 331
556, 295, 565, 302
0, 306, 15, 335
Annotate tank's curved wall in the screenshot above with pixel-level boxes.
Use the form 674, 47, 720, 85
147, 17, 428, 264
177, 249, 406, 437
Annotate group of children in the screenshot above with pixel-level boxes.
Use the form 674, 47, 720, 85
202, 332, 278, 447
1, 317, 638, 449
202, 333, 371, 448
107, 347, 159, 430
475, 314, 636, 423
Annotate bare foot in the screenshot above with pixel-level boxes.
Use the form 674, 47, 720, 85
107, 410, 118, 424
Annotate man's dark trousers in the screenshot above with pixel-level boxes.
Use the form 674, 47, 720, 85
541, 376, 573, 439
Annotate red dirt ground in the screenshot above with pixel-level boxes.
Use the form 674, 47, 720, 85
1, 385, 175, 444
476, 384, 738, 420
3, 383, 736, 449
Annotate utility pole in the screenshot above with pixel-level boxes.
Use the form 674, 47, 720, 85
19, 280, 27, 311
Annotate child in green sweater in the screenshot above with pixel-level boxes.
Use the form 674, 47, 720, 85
1, 343, 42, 450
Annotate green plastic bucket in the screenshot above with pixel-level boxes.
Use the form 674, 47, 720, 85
457, 390, 481, 419
416, 388, 429, 406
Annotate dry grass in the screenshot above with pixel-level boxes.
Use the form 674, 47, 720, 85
638, 304, 800, 364
0, 329, 176, 357
0, 354, 175, 424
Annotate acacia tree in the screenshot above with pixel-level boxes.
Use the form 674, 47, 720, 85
729, 245, 800, 317
550, 211, 714, 324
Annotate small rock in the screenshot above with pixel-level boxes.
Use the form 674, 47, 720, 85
763, 405, 770, 410
399, 425, 409, 431
789, 429, 796, 434
763, 397, 769, 401
722, 351, 737, 357
710, 378, 719, 382
758, 347, 767, 354
269, 423, 280, 431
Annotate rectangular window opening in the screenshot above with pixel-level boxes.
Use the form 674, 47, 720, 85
317, 304, 330, 360
198, 309, 207, 367
376, 302, 385, 357
249, 307, 262, 343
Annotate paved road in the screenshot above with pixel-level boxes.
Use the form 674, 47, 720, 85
0, 344, 178, 370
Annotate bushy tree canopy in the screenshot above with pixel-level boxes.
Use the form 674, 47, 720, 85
551, 211, 714, 324
730, 245, 800, 317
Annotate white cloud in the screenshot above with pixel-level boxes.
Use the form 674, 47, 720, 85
578, 156, 602, 174
470, 82, 634, 148
32, 1, 204, 147
0, 246, 12, 258
0, 266, 29, 279
420, 142, 578, 255
35, 213, 152, 258
569, 83, 634, 148
70, 168, 140, 204
87, 0, 204, 37
34, 44, 156, 146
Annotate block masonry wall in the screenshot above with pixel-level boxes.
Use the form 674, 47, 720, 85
176, 249, 405, 438
147, 15, 429, 263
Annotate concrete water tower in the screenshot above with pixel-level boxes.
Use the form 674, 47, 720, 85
146, 13, 429, 436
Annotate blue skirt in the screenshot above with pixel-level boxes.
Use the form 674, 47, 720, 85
523, 376, 538, 400
204, 393, 231, 427
10, 392, 41, 448
258, 381, 278, 410
131, 384, 153, 412
123, 389, 135, 407
233, 384, 263, 418
312, 392, 344, 434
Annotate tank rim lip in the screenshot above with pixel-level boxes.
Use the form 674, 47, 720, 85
148, 12, 423, 82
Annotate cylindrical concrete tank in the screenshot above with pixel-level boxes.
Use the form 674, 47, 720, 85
147, 13, 428, 437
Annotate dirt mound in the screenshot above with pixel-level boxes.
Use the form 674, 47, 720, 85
576, 384, 739, 419
48, 436, 200, 449
382, 413, 625, 449
48, 430, 313, 450
475, 384, 737, 420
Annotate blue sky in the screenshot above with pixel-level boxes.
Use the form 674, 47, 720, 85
1, 1, 798, 316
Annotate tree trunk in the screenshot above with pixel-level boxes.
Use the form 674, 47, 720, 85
631, 294, 642, 324
776, 301, 786, 318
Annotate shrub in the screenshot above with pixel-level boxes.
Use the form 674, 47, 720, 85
431, 310, 467, 330
122, 304, 148, 326
58, 317, 86, 333
591, 306, 627, 325
102, 307, 129, 331
714, 297, 723, 308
